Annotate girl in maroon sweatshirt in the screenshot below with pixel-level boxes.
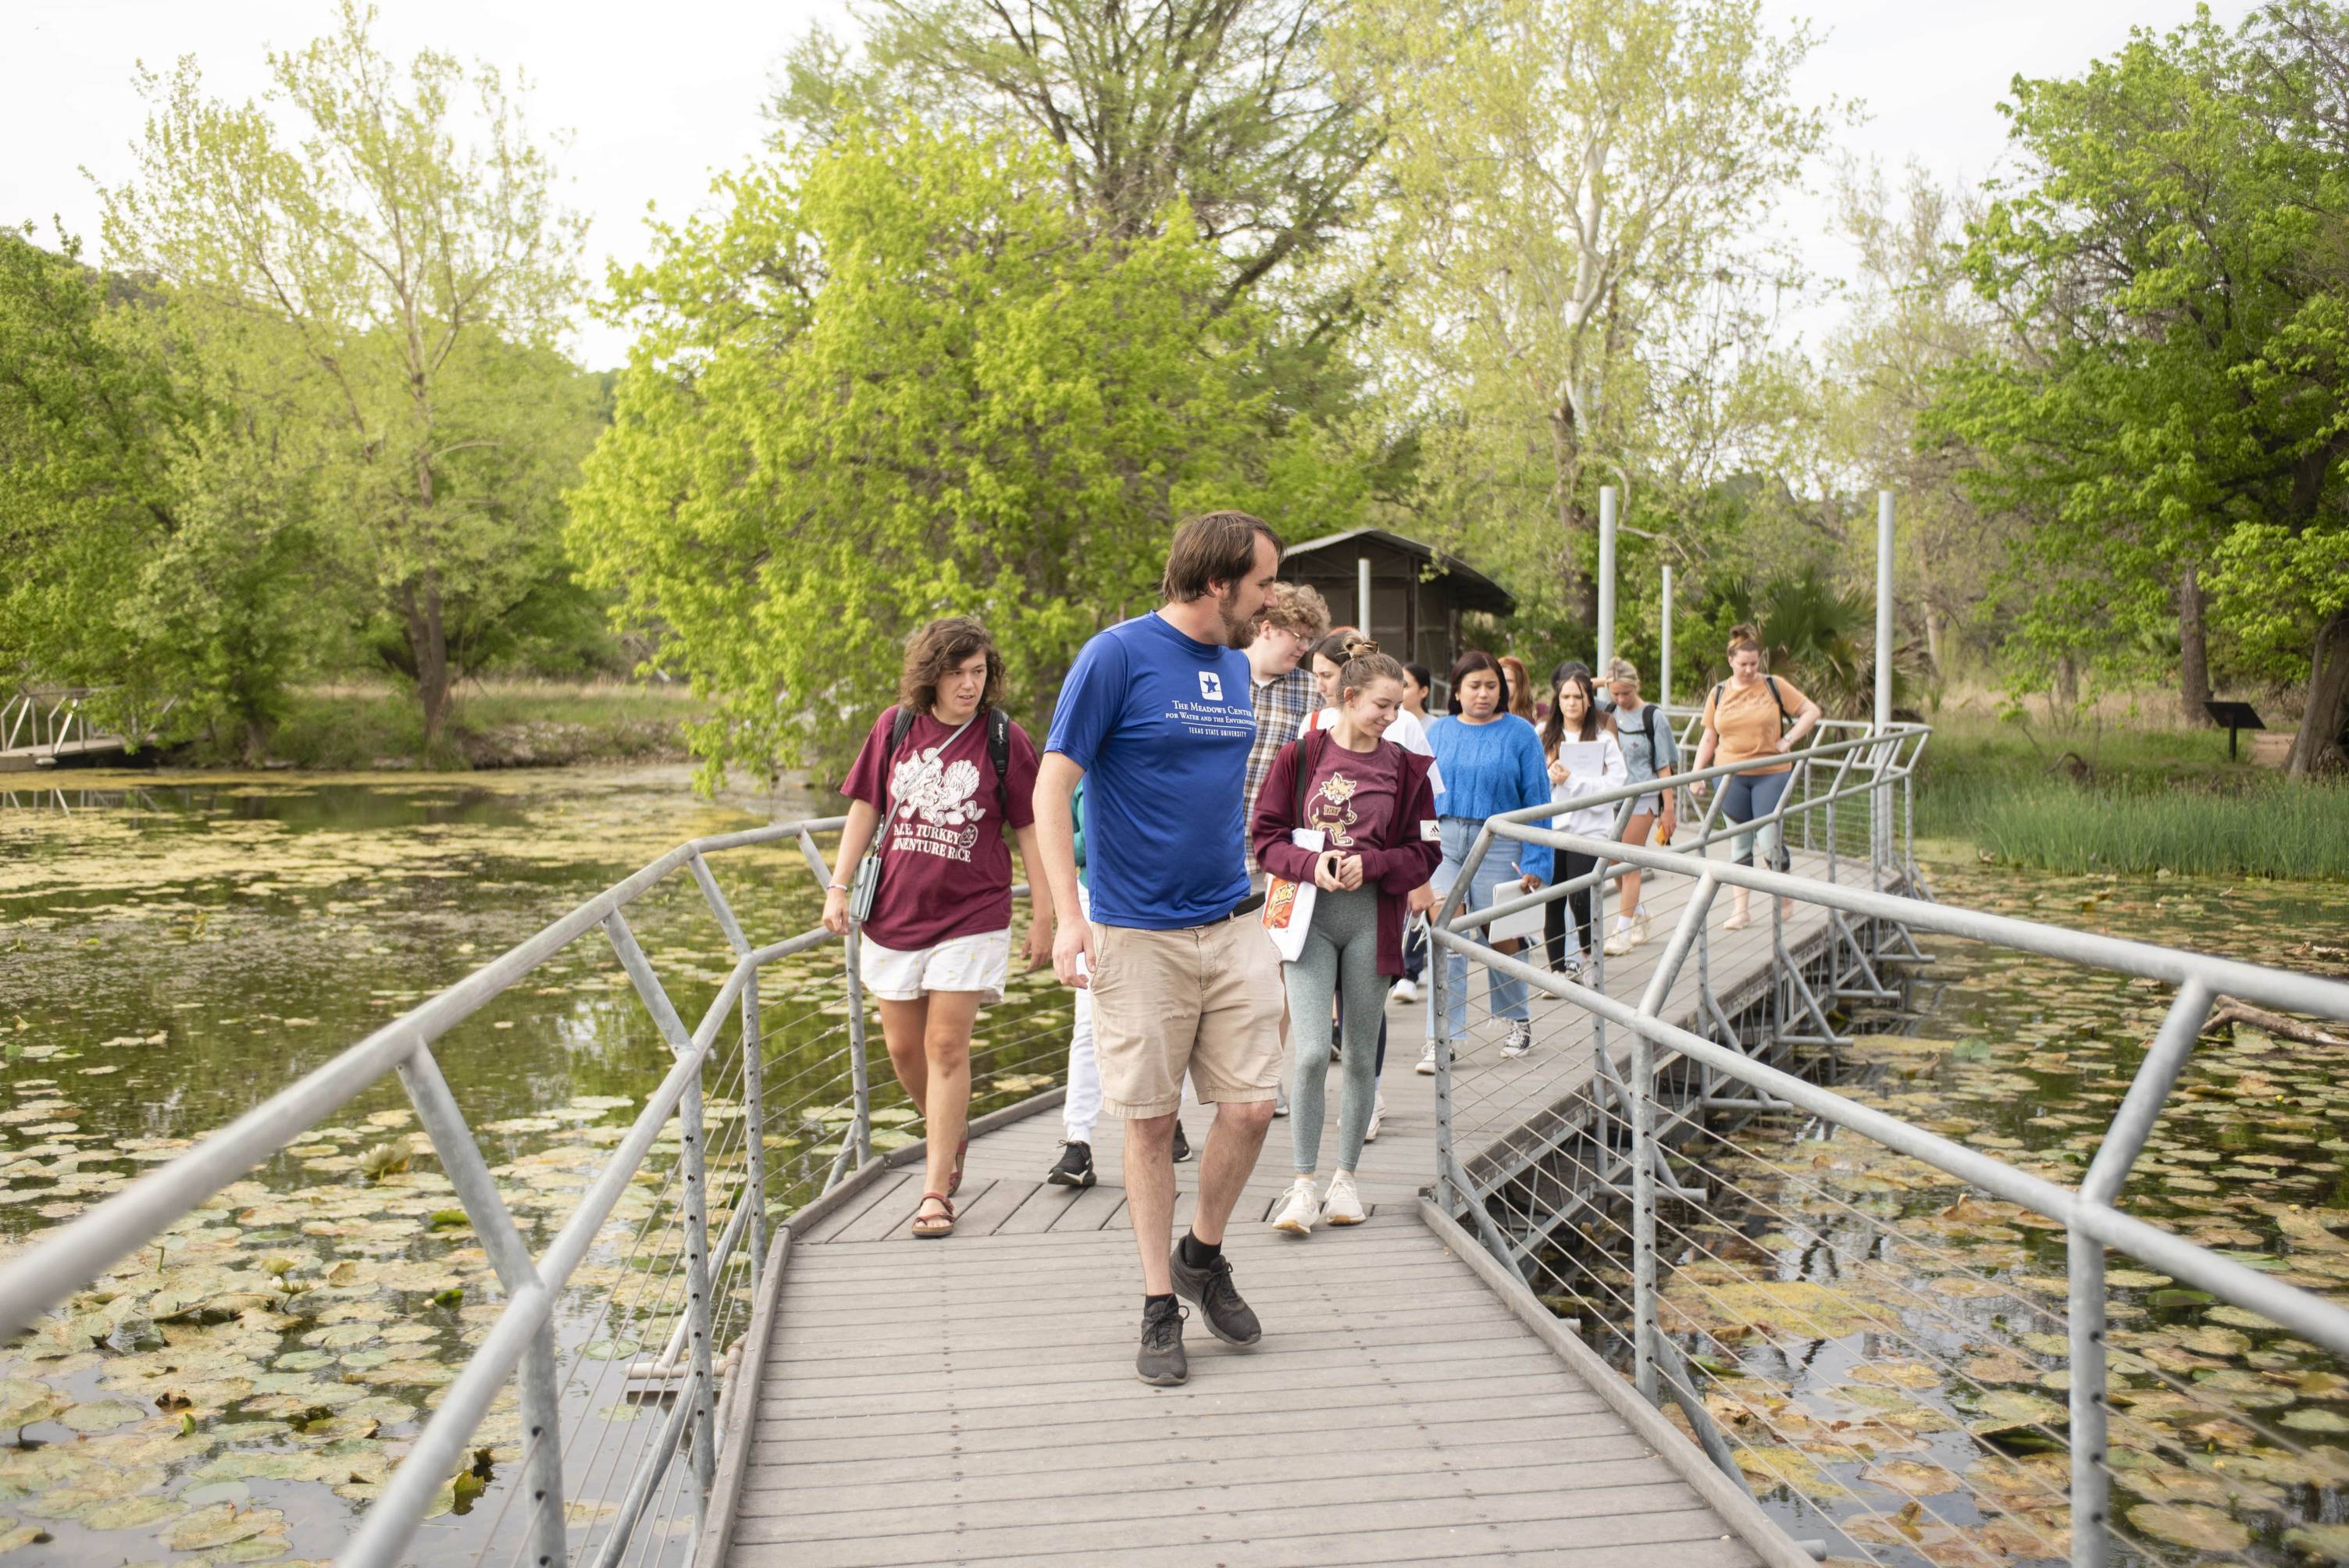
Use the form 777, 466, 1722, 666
1250, 640, 1442, 1233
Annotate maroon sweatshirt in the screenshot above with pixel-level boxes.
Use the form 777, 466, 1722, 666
1251, 729, 1442, 977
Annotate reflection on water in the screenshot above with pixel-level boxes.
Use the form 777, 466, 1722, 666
1554, 864, 2349, 1566
0, 767, 1071, 1564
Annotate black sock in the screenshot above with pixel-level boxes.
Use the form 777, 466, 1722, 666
1178, 1231, 1221, 1269
1144, 1292, 1176, 1312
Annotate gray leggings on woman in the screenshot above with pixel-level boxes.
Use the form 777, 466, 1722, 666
1285, 885, 1389, 1174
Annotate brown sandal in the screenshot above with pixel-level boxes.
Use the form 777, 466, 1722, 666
949, 1135, 970, 1196
911, 1192, 955, 1238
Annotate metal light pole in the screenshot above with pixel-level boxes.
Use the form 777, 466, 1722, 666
1875, 490, 1895, 733
1659, 564, 1674, 707
1597, 486, 1618, 675
1357, 555, 1373, 638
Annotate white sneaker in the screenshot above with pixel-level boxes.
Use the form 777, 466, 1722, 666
1634, 911, 1653, 948
1321, 1171, 1366, 1226
1502, 1021, 1533, 1057
1391, 978, 1420, 1004
1602, 921, 1637, 957
1271, 1176, 1318, 1236
1364, 1092, 1387, 1142
1415, 1043, 1438, 1075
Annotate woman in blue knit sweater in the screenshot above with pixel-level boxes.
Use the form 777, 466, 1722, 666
1417, 650, 1555, 1066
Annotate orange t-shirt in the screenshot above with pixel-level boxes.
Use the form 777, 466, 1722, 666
1703, 676, 1808, 775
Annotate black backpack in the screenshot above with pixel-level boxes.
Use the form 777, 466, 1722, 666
886, 704, 1011, 814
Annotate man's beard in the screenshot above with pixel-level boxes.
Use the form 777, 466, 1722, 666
1216, 589, 1258, 649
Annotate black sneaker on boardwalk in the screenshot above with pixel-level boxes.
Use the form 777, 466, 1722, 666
1047, 1140, 1095, 1189
1136, 1297, 1188, 1386
1171, 1121, 1192, 1163
1169, 1246, 1262, 1346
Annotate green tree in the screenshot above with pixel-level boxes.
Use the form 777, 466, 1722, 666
770, 0, 1381, 303
0, 229, 331, 757
1336, 0, 1829, 637
94, 1, 597, 747
569, 119, 1338, 789
1933, 2, 2349, 772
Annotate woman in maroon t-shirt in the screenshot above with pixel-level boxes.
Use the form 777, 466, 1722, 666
822, 618, 1051, 1237
1250, 640, 1441, 1235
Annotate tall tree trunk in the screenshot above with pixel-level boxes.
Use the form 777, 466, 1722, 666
1552, 416, 1598, 639
2054, 653, 2080, 714
2287, 608, 2349, 777
1922, 602, 1947, 679
2177, 563, 2212, 726
403, 576, 451, 748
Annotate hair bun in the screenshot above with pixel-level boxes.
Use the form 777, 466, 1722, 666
1344, 636, 1379, 657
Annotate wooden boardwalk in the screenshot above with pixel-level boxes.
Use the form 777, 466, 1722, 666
714, 843, 1869, 1567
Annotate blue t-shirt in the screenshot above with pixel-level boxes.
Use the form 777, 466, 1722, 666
1046, 613, 1256, 928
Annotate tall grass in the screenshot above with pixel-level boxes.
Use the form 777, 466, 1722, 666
1925, 776, 2349, 880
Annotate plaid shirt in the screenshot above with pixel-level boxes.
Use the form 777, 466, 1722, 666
1245, 667, 1322, 875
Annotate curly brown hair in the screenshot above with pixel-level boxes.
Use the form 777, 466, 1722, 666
898, 617, 1006, 714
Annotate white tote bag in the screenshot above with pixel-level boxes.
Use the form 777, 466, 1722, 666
1261, 827, 1327, 963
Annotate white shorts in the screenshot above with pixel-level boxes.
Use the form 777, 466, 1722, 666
858, 928, 1011, 1003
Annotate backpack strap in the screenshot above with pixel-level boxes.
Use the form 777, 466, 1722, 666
986, 706, 1011, 813
1765, 676, 1791, 725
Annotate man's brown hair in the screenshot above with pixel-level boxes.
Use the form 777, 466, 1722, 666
898, 616, 1006, 714
1161, 510, 1283, 603
1260, 581, 1331, 641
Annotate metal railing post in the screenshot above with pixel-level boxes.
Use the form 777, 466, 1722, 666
844, 931, 874, 1164
679, 1068, 719, 1520
2069, 980, 2215, 1568
688, 854, 768, 1296
394, 1041, 566, 1568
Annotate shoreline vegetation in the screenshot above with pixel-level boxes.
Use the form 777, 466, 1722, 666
72, 678, 2349, 883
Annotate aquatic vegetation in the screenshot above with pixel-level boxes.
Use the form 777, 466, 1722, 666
1557, 860, 2349, 1566
0, 770, 1078, 1563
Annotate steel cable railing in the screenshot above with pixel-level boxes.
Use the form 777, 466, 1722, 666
1425, 750, 2349, 1568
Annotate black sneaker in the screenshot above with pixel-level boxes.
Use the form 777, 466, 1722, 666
1047, 1140, 1096, 1189
1169, 1245, 1262, 1346
1171, 1121, 1192, 1163
1136, 1296, 1188, 1385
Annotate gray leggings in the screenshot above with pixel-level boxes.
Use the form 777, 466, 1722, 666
1285, 886, 1388, 1174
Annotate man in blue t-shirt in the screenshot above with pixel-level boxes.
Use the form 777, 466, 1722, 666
1036, 510, 1286, 1387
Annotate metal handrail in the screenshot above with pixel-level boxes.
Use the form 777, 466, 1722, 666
1429, 804, 2349, 1568
0, 813, 879, 1568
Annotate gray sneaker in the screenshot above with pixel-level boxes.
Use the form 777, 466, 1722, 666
1136, 1296, 1188, 1386
1169, 1245, 1262, 1346
1502, 1020, 1534, 1057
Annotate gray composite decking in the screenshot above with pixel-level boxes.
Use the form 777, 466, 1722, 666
721, 840, 1877, 1566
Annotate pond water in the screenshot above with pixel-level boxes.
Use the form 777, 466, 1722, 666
1561, 862, 2349, 1567
0, 769, 1073, 1564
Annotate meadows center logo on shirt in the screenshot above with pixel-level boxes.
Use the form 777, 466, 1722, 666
1198, 671, 1224, 702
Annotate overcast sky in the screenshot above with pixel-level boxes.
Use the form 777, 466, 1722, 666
5, 0, 2258, 369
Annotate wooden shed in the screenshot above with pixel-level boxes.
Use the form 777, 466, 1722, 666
1278, 526, 1516, 701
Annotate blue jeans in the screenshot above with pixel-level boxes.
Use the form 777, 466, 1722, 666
1722, 769, 1794, 869
1431, 816, 1531, 1043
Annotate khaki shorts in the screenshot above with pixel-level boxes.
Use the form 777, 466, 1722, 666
1089, 916, 1285, 1117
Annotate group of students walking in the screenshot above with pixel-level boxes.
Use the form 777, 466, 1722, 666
819, 510, 1823, 1384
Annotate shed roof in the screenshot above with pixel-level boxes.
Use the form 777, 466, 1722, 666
1281, 527, 1517, 616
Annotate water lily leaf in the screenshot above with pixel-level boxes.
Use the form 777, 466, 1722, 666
2284, 1523, 2349, 1559
166, 1502, 285, 1551
83, 1495, 184, 1530
0, 1379, 65, 1431
1859, 1459, 1963, 1497
2127, 1502, 2249, 1552
0, 1522, 48, 1555
2280, 1407, 2349, 1432
580, 1339, 640, 1361
59, 1397, 145, 1433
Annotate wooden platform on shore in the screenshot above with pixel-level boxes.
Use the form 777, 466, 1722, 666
716, 841, 1877, 1566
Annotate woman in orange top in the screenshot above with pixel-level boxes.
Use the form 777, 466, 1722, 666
1688, 624, 1823, 930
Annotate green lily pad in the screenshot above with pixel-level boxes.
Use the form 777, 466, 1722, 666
165, 1502, 285, 1551
2127, 1502, 2249, 1552
2279, 1407, 2349, 1432
58, 1398, 145, 1433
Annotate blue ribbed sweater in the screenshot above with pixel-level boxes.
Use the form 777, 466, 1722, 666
1425, 714, 1555, 881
